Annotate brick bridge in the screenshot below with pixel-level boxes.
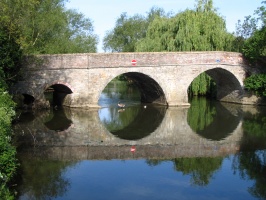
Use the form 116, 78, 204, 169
11, 51, 259, 108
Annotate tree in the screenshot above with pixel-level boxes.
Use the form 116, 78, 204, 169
136, 0, 235, 52
244, 74, 266, 96
235, 1, 266, 61
0, 27, 22, 87
0, 0, 98, 54
103, 7, 168, 52
103, 13, 147, 52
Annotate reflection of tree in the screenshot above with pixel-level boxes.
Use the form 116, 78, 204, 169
173, 157, 223, 186
232, 151, 266, 199
188, 97, 216, 132
146, 157, 223, 186
18, 157, 75, 199
241, 111, 266, 150
101, 106, 140, 132
232, 110, 266, 199
187, 97, 241, 140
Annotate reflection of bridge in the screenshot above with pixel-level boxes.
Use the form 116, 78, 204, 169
11, 51, 260, 108
14, 103, 246, 160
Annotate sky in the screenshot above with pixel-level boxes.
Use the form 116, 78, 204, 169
65, 0, 263, 52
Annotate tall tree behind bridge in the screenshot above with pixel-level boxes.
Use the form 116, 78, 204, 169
136, 0, 235, 52
235, 1, 266, 62
103, 7, 169, 52
0, 0, 98, 54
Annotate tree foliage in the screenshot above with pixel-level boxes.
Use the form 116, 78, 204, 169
0, 88, 17, 200
0, 0, 98, 54
103, 7, 168, 52
236, 1, 266, 62
244, 74, 266, 96
0, 28, 22, 87
136, 0, 235, 52
103, 13, 147, 52
188, 73, 216, 97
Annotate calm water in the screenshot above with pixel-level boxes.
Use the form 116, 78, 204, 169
13, 80, 266, 200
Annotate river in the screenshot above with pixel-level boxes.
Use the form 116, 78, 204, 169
12, 80, 266, 200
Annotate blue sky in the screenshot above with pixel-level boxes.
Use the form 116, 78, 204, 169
66, 0, 263, 52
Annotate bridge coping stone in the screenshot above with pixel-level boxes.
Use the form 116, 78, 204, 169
25, 51, 247, 70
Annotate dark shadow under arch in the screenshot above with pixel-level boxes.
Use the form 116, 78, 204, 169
123, 72, 167, 105
205, 68, 243, 100
22, 93, 35, 105
44, 84, 73, 107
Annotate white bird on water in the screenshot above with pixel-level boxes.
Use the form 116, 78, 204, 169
118, 102, 125, 108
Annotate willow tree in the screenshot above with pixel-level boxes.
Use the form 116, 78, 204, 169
136, 0, 234, 51
136, 0, 234, 96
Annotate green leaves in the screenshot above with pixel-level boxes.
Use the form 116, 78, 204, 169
103, 13, 148, 52
235, 1, 266, 62
244, 74, 266, 96
0, 0, 98, 54
136, 2, 234, 52
0, 89, 17, 199
103, 7, 168, 52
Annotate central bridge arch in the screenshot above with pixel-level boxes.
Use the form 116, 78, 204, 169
98, 71, 167, 105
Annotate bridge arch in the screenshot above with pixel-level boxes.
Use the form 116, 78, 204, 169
186, 66, 244, 103
97, 71, 167, 105
44, 82, 73, 107
205, 67, 243, 101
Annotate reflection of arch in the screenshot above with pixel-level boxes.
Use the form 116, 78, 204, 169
187, 99, 241, 140
44, 82, 73, 106
103, 105, 167, 140
44, 108, 72, 131
123, 72, 167, 105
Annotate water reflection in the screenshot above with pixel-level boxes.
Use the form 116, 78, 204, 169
17, 155, 73, 200
99, 105, 167, 140
232, 150, 266, 199
44, 107, 72, 131
188, 97, 242, 140
13, 100, 266, 200
147, 156, 223, 186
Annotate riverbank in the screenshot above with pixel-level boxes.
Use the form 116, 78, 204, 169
0, 88, 18, 199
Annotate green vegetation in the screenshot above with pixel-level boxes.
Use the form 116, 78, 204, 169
187, 97, 216, 132
188, 73, 216, 97
244, 74, 266, 96
237, 1, 266, 95
0, 0, 98, 55
135, 2, 235, 52
103, 7, 168, 52
0, 86, 17, 199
